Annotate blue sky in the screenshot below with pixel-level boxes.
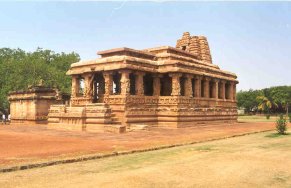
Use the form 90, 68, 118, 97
0, 2, 290, 91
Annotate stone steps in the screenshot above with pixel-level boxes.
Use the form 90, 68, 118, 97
127, 124, 149, 131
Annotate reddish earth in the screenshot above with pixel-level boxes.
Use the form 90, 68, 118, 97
0, 122, 275, 167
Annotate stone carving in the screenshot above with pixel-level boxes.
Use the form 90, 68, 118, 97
120, 71, 131, 95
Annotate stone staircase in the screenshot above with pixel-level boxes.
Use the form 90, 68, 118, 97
127, 124, 149, 132
103, 111, 126, 133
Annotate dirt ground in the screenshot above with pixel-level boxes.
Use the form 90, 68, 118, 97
1, 131, 290, 188
0, 121, 276, 167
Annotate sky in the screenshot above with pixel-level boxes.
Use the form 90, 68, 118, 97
0, 1, 290, 91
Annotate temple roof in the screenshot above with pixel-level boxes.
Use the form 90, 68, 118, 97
67, 33, 238, 82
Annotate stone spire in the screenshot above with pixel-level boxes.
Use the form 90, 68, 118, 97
176, 32, 212, 64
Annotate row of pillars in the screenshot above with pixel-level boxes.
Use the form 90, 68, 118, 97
71, 71, 237, 101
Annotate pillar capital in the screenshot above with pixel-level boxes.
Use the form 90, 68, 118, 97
229, 81, 235, 86
169, 73, 183, 78
103, 71, 113, 76
220, 80, 227, 84
203, 77, 211, 81
152, 73, 163, 78
118, 69, 132, 75
194, 75, 202, 80
185, 74, 194, 79
133, 71, 146, 76
212, 78, 219, 83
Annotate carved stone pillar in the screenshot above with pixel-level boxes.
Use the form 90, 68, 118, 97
213, 79, 219, 100
203, 77, 210, 98
103, 72, 113, 95
184, 74, 193, 97
71, 75, 78, 98
84, 74, 94, 99
119, 70, 131, 96
233, 83, 237, 101
169, 73, 182, 96
135, 72, 145, 95
220, 80, 226, 100
153, 74, 162, 96
229, 82, 234, 100
194, 75, 202, 98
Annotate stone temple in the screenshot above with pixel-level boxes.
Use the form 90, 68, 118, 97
45, 32, 237, 132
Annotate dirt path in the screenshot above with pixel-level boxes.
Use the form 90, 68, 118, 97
0, 122, 277, 167
1, 131, 291, 188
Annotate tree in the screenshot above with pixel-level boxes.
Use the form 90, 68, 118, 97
0, 48, 80, 113
236, 89, 263, 113
256, 95, 277, 114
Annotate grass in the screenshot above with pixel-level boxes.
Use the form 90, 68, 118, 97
265, 133, 291, 138
238, 115, 277, 122
1, 131, 291, 188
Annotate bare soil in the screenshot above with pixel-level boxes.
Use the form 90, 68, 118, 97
0, 121, 276, 167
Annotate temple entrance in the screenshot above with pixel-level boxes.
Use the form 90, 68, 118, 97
92, 73, 105, 103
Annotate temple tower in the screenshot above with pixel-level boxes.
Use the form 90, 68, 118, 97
176, 32, 212, 64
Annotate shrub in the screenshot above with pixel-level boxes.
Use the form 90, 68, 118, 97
266, 114, 270, 119
276, 116, 287, 135
289, 114, 291, 123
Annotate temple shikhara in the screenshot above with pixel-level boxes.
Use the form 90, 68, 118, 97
9, 32, 239, 133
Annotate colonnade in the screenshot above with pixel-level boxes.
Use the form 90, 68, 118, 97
71, 70, 237, 101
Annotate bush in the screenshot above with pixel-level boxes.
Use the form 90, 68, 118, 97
289, 114, 291, 123
266, 114, 270, 119
276, 116, 287, 135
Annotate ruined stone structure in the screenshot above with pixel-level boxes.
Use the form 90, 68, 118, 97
48, 32, 238, 133
8, 86, 69, 124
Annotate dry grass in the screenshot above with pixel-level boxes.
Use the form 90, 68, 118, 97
238, 115, 278, 122
0, 130, 291, 188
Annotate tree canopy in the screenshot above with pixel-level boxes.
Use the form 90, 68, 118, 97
237, 86, 291, 114
0, 48, 80, 112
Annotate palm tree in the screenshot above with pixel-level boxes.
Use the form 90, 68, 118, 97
256, 95, 278, 116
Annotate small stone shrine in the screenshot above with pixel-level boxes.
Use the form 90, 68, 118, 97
8, 84, 69, 124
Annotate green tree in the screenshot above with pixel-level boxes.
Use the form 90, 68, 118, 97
236, 89, 263, 112
0, 48, 80, 113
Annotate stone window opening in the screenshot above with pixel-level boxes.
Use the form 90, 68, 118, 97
77, 76, 85, 97
112, 72, 121, 95
143, 74, 153, 96
218, 82, 222, 99
161, 74, 172, 96
92, 73, 105, 103
201, 80, 205, 97
182, 46, 186, 51
191, 78, 196, 97
180, 76, 186, 96
129, 73, 136, 95
225, 83, 230, 99
209, 81, 215, 98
